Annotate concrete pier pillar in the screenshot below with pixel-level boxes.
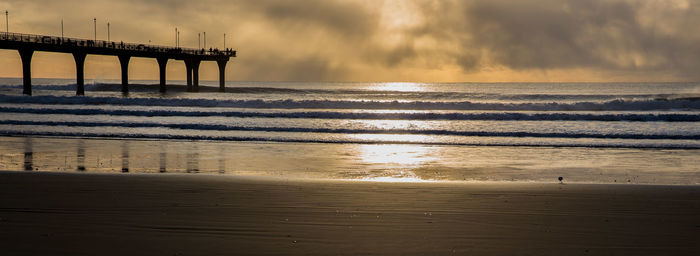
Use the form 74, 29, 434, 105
185, 60, 193, 92
118, 55, 131, 94
217, 60, 227, 92
72, 52, 87, 96
192, 60, 201, 92
157, 57, 168, 93
18, 49, 34, 95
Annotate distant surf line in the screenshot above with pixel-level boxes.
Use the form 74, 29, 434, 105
1, 107, 699, 122
1, 95, 699, 111
1, 129, 699, 149
3, 83, 697, 101
0, 120, 698, 140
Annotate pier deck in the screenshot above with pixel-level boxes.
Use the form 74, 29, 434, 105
0, 32, 236, 95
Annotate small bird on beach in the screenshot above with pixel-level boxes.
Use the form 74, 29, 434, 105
558, 176, 564, 184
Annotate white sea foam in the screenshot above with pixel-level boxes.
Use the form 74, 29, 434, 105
1, 106, 698, 121
1, 128, 699, 149
0, 120, 697, 140
1, 94, 699, 111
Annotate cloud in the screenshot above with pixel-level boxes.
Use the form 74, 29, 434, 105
262, 0, 378, 38
459, 0, 700, 79
2, 0, 700, 82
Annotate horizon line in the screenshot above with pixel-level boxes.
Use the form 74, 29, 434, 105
0, 77, 697, 84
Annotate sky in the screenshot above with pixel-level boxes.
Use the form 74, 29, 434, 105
1, 0, 699, 82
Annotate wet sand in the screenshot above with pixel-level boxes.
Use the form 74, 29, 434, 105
0, 171, 698, 255
3, 136, 699, 184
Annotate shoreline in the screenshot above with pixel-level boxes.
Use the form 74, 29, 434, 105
3, 169, 700, 187
1, 171, 698, 255
2, 135, 699, 185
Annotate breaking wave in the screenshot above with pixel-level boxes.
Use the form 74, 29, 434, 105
0, 120, 697, 140
1, 106, 699, 121
1, 130, 698, 149
1, 94, 699, 111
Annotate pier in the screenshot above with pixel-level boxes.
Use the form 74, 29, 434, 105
0, 32, 236, 95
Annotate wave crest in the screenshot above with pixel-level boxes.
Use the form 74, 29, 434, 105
1, 95, 699, 111
0, 120, 697, 140
1, 106, 698, 121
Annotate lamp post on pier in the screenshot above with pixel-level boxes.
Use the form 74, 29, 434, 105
61, 19, 64, 40
93, 18, 96, 41
223, 33, 226, 51
5, 10, 8, 37
198, 33, 200, 49
107, 22, 110, 42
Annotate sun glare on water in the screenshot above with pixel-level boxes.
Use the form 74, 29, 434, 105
347, 134, 432, 145
370, 82, 426, 92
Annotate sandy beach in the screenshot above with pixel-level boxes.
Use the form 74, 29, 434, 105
0, 171, 697, 255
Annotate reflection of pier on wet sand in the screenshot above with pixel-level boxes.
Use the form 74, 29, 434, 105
23, 137, 32, 171
121, 141, 129, 173
5, 137, 230, 175
77, 140, 85, 171
159, 144, 167, 173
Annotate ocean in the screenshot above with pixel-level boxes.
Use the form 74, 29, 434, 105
0, 78, 698, 184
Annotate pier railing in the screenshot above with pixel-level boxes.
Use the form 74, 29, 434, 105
0, 31, 235, 57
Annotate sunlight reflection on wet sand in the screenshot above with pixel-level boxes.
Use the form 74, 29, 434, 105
1, 136, 698, 184
354, 144, 437, 166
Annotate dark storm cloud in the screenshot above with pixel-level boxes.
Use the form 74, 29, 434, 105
467, 1, 665, 66
458, 0, 700, 78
